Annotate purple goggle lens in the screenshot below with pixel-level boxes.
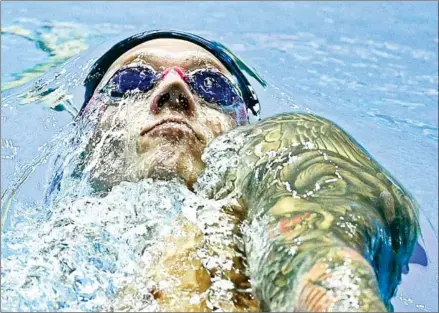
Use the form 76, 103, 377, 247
102, 66, 244, 108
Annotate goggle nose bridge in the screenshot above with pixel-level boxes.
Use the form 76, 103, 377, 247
161, 66, 187, 80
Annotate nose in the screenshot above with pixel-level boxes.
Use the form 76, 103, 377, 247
150, 69, 196, 116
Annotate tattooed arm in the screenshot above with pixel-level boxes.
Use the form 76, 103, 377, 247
244, 194, 389, 312
202, 113, 419, 312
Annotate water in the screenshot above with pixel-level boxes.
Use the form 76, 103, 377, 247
1, 178, 246, 311
1, 2, 437, 312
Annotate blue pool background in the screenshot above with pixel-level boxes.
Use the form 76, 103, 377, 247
1, 2, 438, 312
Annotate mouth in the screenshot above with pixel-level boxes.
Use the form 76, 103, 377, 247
140, 119, 204, 142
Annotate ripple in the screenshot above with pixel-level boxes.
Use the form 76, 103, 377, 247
1, 138, 19, 160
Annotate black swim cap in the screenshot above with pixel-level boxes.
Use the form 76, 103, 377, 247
81, 30, 265, 117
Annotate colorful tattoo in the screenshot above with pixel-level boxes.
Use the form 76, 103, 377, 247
199, 113, 420, 312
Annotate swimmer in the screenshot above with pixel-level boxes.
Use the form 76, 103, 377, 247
67, 30, 419, 312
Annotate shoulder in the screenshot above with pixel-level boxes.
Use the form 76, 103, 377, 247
255, 112, 343, 136
243, 112, 367, 164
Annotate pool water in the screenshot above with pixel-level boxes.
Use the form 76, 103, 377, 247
1, 2, 437, 312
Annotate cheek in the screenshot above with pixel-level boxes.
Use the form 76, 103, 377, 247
204, 111, 236, 138
99, 101, 153, 132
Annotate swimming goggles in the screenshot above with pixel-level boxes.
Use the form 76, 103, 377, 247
100, 65, 245, 108
80, 30, 265, 118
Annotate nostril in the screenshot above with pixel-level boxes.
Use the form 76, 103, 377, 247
157, 93, 170, 108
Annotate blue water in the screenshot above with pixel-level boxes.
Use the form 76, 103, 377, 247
1, 2, 438, 312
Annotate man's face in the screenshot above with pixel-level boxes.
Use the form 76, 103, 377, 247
83, 39, 239, 190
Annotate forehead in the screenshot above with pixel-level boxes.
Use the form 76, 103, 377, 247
99, 38, 232, 87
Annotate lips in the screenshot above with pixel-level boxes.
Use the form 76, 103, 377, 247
140, 119, 203, 142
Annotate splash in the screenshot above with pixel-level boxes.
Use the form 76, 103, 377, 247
2, 176, 254, 312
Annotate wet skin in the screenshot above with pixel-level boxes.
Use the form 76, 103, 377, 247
203, 113, 419, 312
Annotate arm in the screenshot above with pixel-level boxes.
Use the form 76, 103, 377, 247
200, 113, 419, 312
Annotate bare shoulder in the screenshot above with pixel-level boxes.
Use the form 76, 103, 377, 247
241, 112, 375, 170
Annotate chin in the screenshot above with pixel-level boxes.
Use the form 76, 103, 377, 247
137, 146, 205, 190
86, 138, 205, 191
